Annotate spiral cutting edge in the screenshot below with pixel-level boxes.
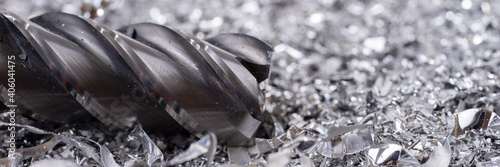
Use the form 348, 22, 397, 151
0, 9, 272, 145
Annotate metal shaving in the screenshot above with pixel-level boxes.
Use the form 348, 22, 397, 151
2, 0, 500, 166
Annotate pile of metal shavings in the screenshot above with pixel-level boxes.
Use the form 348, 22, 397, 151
2, 0, 500, 166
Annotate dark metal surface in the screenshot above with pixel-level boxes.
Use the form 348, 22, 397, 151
0, 10, 272, 146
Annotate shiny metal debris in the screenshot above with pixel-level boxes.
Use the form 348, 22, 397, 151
167, 132, 217, 166
128, 125, 164, 166
451, 108, 500, 137
366, 144, 419, 166
267, 148, 292, 167
30, 159, 80, 167
421, 139, 451, 167
0, 9, 272, 146
0, 121, 157, 166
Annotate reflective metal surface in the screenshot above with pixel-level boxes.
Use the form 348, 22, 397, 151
0, 9, 272, 146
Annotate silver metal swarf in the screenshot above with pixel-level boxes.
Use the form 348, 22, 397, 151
0, 9, 273, 146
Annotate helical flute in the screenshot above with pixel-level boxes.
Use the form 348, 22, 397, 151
0, 9, 272, 146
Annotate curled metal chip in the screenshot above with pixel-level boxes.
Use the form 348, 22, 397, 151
451, 108, 500, 137
366, 144, 419, 166
0, 9, 273, 146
